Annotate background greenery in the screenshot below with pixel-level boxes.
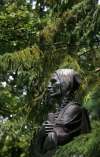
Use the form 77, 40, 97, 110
0, 0, 100, 157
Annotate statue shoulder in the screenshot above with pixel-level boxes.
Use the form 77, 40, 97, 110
60, 101, 82, 120
64, 101, 82, 112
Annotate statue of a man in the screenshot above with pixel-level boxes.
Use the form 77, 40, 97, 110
30, 69, 91, 156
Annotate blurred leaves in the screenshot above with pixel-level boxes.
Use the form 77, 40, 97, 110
0, 0, 100, 157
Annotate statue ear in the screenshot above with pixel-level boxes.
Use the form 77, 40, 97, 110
73, 73, 81, 91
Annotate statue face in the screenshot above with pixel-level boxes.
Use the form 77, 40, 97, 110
48, 74, 61, 97
47, 69, 81, 99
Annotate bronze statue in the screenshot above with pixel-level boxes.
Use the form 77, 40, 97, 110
30, 69, 91, 157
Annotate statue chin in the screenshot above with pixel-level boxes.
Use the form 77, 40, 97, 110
46, 91, 60, 108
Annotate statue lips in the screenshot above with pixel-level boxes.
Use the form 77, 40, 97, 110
48, 87, 54, 95
47, 84, 61, 97
48, 89, 60, 97
47, 86, 57, 97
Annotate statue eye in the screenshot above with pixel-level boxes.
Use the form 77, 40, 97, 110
51, 78, 57, 84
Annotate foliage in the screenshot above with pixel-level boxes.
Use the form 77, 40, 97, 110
0, 1, 40, 54
53, 121, 100, 157
83, 82, 100, 119
0, 0, 100, 157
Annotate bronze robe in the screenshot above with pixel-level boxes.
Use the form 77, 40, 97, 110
48, 102, 91, 145
29, 102, 91, 157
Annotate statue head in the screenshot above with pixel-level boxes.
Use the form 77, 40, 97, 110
48, 69, 81, 98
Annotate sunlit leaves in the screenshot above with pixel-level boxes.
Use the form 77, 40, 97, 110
0, 0, 100, 157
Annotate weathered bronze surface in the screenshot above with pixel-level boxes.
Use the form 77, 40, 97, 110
30, 69, 91, 156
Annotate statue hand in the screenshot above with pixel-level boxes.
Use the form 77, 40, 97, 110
43, 121, 54, 135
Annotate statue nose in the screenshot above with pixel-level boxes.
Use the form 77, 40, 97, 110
47, 84, 53, 92
48, 83, 52, 88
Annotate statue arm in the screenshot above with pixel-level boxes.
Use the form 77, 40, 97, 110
53, 105, 82, 144
39, 105, 83, 147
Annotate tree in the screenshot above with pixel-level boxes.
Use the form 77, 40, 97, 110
0, 0, 100, 157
